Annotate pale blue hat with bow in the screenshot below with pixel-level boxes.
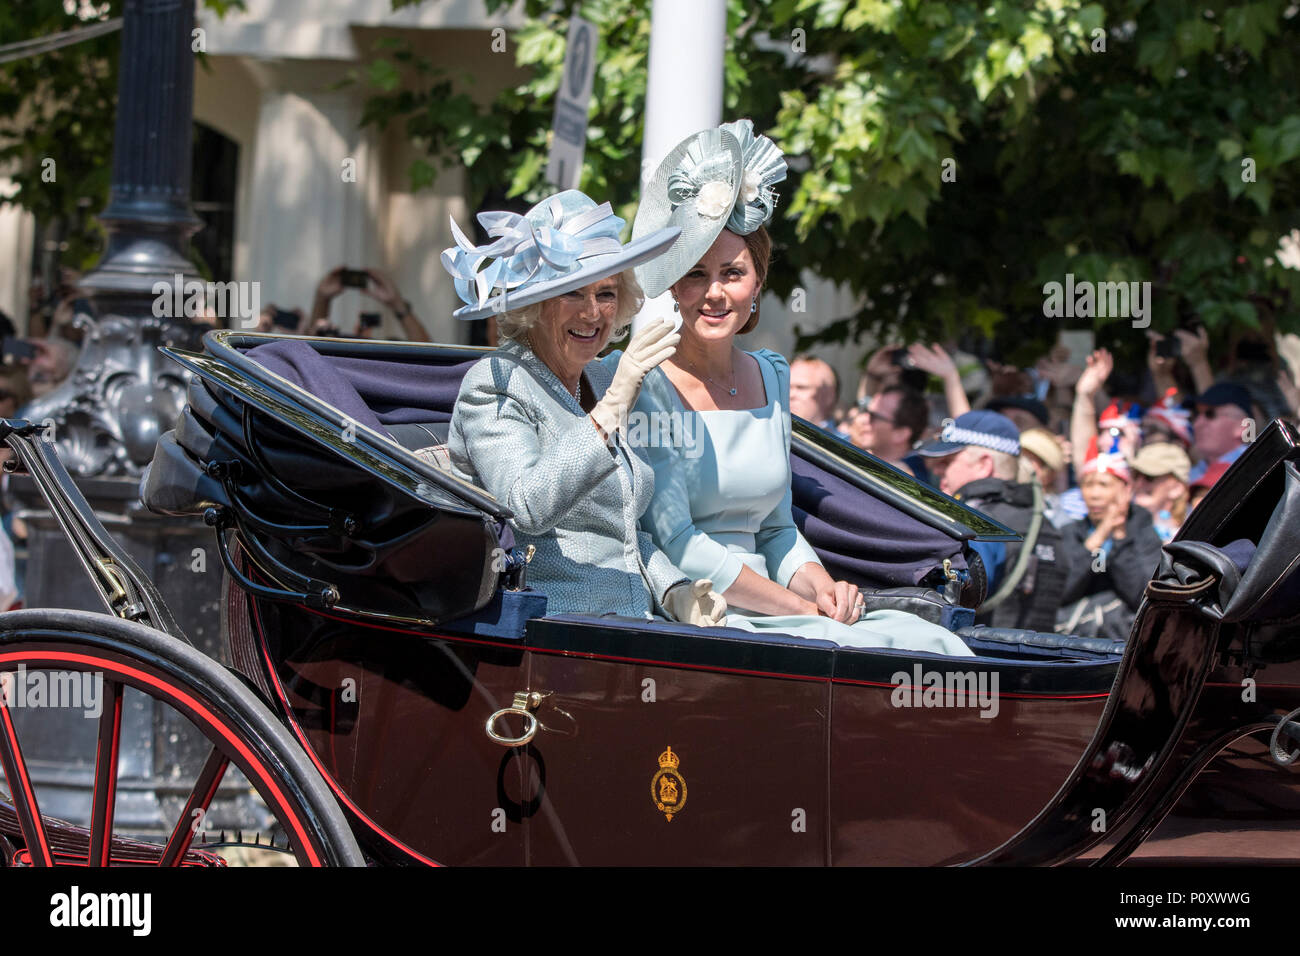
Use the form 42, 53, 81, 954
441, 190, 680, 321
632, 119, 788, 299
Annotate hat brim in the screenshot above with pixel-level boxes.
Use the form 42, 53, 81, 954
632, 130, 743, 299
916, 440, 965, 458
451, 225, 682, 322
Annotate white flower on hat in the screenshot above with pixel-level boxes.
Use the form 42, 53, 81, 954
740, 168, 761, 205
695, 180, 733, 219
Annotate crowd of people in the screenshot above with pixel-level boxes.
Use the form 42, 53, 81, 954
5, 116, 1296, 648
788, 328, 1298, 639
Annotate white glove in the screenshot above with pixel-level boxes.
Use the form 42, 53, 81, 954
590, 319, 679, 438
663, 578, 728, 627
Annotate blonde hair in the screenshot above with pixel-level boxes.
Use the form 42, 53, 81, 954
498, 269, 645, 343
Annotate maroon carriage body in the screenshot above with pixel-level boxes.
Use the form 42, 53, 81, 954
154, 331, 1300, 865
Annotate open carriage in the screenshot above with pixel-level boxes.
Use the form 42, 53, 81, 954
1, 329, 1299, 866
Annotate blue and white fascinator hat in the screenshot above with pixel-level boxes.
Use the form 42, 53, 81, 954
441, 189, 680, 321
632, 119, 788, 299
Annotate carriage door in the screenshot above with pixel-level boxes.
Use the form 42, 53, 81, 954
511, 617, 832, 865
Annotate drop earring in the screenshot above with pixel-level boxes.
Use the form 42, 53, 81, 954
750, 300, 757, 314
672, 299, 680, 312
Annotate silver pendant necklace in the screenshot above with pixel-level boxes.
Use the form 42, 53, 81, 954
686, 355, 737, 396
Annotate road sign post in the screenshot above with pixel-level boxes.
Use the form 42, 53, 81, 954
546, 16, 598, 190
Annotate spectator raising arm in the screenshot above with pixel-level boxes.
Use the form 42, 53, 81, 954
1070, 348, 1112, 472
1175, 327, 1214, 396
906, 344, 970, 418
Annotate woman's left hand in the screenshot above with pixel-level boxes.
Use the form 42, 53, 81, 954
791, 562, 863, 623
815, 579, 863, 623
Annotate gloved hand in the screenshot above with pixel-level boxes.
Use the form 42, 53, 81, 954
590, 319, 679, 438
663, 578, 728, 627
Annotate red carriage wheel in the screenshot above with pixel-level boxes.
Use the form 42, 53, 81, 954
0, 609, 364, 867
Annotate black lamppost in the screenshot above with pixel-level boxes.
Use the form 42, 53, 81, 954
89, 0, 204, 300
23, 0, 202, 476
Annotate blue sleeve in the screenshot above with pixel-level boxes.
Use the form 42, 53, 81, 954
969, 539, 1006, 594
752, 350, 822, 586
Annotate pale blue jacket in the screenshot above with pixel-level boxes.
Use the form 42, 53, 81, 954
449, 339, 688, 618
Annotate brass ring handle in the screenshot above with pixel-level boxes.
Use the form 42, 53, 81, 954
485, 707, 537, 747
485, 691, 541, 747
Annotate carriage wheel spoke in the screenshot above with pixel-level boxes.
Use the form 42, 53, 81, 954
87, 680, 124, 867
159, 746, 228, 867
0, 688, 53, 867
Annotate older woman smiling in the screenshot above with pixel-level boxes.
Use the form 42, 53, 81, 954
442, 190, 726, 626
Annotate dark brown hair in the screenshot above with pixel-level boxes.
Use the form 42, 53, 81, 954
738, 226, 771, 334
881, 384, 929, 445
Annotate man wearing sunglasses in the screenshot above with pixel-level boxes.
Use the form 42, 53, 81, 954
850, 385, 927, 476
1188, 383, 1255, 483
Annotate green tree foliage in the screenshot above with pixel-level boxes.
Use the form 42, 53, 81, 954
0, 0, 240, 269
0, 1, 124, 268
364, 0, 1300, 362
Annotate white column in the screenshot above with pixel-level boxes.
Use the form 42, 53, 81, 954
0, 183, 35, 331
641, 0, 727, 178
242, 87, 384, 324
383, 137, 469, 345
634, 0, 727, 333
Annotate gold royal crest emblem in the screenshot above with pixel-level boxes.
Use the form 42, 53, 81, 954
651, 746, 687, 821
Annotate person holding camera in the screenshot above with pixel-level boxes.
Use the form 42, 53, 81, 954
1148, 327, 1214, 398
859, 343, 971, 421
1146, 329, 1256, 482
309, 266, 430, 342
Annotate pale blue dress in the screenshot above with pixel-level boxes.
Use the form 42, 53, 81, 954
608, 348, 975, 657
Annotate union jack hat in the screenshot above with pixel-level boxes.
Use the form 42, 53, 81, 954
1098, 400, 1143, 431
1079, 434, 1132, 483
1142, 387, 1193, 446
